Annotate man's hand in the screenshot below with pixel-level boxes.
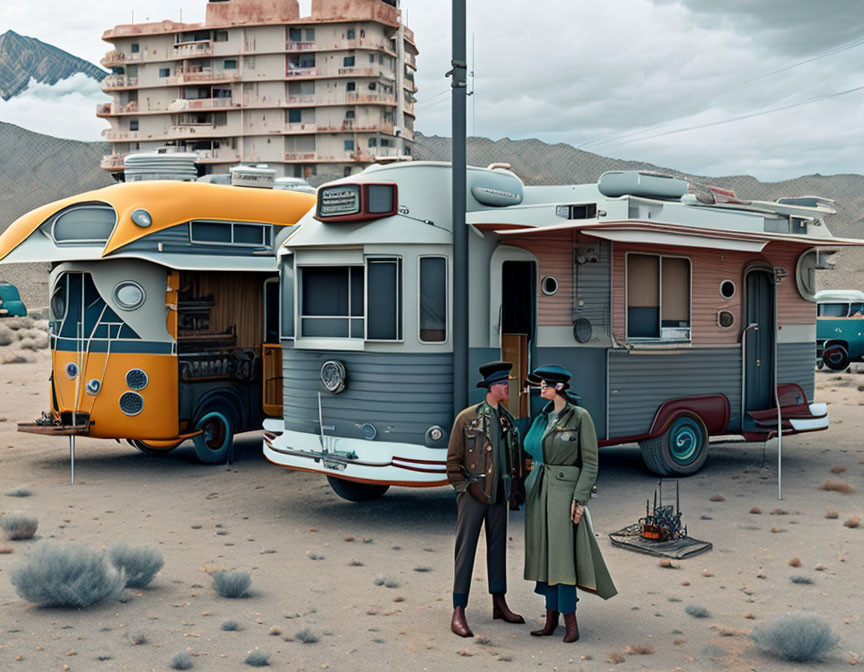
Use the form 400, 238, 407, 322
468, 482, 487, 504
571, 500, 584, 524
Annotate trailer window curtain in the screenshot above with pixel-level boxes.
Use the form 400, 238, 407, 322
419, 256, 447, 342
627, 254, 691, 340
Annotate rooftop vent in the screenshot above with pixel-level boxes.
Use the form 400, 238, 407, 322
229, 164, 276, 189
124, 148, 198, 182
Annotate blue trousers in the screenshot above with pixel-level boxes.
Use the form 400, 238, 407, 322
534, 581, 578, 614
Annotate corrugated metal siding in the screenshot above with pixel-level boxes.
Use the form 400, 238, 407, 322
608, 348, 742, 438
778, 341, 816, 401
282, 348, 453, 444
763, 244, 816, 325
575, 237, 610, 330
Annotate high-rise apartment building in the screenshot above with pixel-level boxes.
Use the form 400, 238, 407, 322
98, 0, 417, 179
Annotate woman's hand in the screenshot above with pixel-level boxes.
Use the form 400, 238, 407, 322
571, 500, 584, 525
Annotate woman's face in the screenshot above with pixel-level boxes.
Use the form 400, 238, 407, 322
539, 380, 557, 400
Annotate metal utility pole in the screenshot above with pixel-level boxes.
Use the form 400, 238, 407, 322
450, 0, 468, 415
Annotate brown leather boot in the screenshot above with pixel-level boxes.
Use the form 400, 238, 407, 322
562, 612, 579, 643
530, 609, 559, 636
492, 593, 525, 624
451, 606, 474, 638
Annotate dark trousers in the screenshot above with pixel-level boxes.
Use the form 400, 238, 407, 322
452, 491, 508, 607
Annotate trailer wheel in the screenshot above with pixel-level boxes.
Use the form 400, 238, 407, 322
822, 344, 849, 371
640, 413, 708, 476
132, 439, 182, 455
193, 409, 235, 464
327, 476, 390, 501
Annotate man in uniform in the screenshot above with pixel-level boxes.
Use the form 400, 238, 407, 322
446, 360, 525, 638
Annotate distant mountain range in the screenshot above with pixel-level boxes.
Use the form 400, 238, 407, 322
1, 120, 863, 304
0, 30, 106, 100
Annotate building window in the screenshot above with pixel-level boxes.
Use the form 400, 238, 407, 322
304, 28, 315, 41
626, 253, 691, 341
347, 29, 356, 39
344, 140, 355, 151
129, 119, 139, 131
368, 138, 377, 147
368, 82, 377, 91
346, 81, 356, 92
289, 28, 301, 41
288, 109, 302, 123
300, 267, 365, 338
419, 257, 448, 343
369, 54, 376, 63
223, 59, 237, 70
159, 68, 170, 77
343, 55, 355, 67
345, 110, 355, 119
215, 30, 229, 42
131, 43, 139, 53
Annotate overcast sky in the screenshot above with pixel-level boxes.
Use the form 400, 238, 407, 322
2, 0, 864, 181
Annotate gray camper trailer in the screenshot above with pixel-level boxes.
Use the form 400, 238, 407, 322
263, 162, 860, 500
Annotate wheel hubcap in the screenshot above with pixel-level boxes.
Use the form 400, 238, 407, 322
202, 418, 226, 450
669, 419, 701, 464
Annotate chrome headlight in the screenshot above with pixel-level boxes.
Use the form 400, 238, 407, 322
131, 208, 152, 228
320, 360, 347, 394
113, 281, 145, 310
85, 379, 101, 395
65, 362, 79, 380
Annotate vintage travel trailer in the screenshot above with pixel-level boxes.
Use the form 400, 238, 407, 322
263, 162, 863, 500
0, 180, 314, 462
815, 288, 864, 370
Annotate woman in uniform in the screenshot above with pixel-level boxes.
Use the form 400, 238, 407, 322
522, 365, 617, 643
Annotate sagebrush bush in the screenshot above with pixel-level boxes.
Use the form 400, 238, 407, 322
244, 650, 270, 667
4, 486, 32, 498
221, 620, 242, 631
170, 652, 194, 670
109, 543, 164, 588
790, 575, 814, 584
751, 614, 838, 662
212, 570, 251, 598
1, 513, 38, 541
295, 628, 319, 644
9, 541, 125, 608
685, 604, 710, 618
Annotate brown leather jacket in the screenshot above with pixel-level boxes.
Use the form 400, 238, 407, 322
446, 401, 523, 505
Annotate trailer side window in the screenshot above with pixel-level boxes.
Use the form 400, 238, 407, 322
627, 254, 690, 341
300, 266, 364, 338
419, 257, 447, 343
367, 258, 402, 341
280, 255, 295, 338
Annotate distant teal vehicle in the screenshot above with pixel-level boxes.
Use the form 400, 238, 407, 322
0, 281, 27, 318
816, 289, 864, 370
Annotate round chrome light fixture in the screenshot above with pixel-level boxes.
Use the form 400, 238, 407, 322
425, 425, 446, 445
65, 362, 79, 380
131, 208, 152, 228
119, 391, 144, 416
360, 423, 377, 440
113, 281, 145, 310
320, 360, 347, 394
573, 318, 593, 344
126, 368, 148, 390
85, 379, 101, 395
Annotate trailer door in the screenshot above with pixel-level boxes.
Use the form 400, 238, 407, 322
744, 269, 775, 421
500, 260, 536, 418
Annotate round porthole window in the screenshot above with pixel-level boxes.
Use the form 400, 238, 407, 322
113, 281, 146, 310
720, 280, 736, 300
541, 275, 559, 296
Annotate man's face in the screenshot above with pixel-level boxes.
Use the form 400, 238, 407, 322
488, 380, 510, 403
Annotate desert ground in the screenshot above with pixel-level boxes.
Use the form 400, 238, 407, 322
0, 349, 862, 672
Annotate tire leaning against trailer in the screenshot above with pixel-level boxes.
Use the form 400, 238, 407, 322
326, 476, 390, 501
639, 413, 709, 476
192, 407, 236, 464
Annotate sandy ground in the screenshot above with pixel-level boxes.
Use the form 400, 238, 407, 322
0, 351, 862, 672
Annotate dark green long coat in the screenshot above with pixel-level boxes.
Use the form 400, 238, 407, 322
523, 403, 617, 600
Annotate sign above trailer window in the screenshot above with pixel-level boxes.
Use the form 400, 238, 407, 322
315, 183, 397, 222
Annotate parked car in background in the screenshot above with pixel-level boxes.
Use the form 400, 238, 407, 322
0, 281, 27, 317
816, 289, 864, 370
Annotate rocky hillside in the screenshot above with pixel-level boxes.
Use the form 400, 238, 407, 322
1, 124, 862, 304
0, 30, 106, 100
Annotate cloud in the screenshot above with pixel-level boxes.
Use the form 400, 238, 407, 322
0, 73, 107, 141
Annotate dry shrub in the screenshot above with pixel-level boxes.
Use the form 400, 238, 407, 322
170, 652, 194, 670
109, 543, 164, 588
626, 643, 655, 655
295, 628, 318, 644
822, 480, 853, 494
1, 513, 38, 541
212, 570, 251, 598
789, 575, 813, 585
685, 604, 710, 618
788, 557, 802, 567
750, 614, 837, 662
709, 494, 725, 502
607, 652, 626, 664
4, 486, 32, 498
830, 466, 846, 474
750, 507, 762, 514
843, 516, 860, 529
825, 509, 839, 519
244, 650, 270, 667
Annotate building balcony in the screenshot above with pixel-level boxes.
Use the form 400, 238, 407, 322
337, 67, 377, 77
103, 75, 138, 89
285, 41, 316, 51
170, 69, 241, 84
287, 95, 316, 105
100, 154, 126, 170
102, 129, 140, 141
96, 101, 138, 116
173, 41, 213, 57
346, 92, 395, 105
285, 67, 317, 78
281, 123, 318, 134
173, 97, 239, 111
196, 148, 239, 163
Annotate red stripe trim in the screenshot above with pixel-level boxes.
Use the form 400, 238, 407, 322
392, 456, 447, 465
